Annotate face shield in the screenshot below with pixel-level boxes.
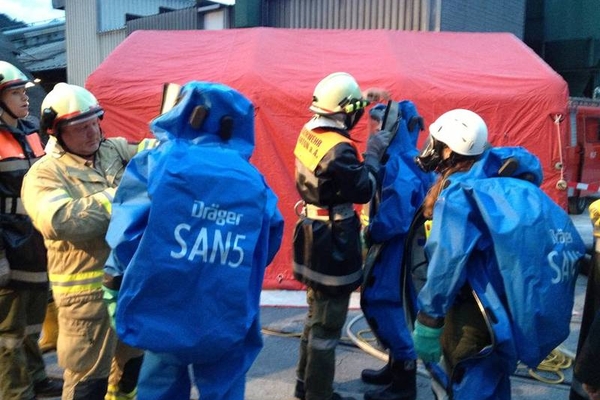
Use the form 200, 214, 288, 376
415, 135, 446, 172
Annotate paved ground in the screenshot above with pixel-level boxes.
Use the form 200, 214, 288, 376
41, 213, 595, 399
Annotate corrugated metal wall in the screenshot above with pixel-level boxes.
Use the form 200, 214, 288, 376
63, 0, 526, 86
98, 0, 195, 32
264, 0, 439, 31
440, 0, 525, 39
65, 0, 99, 85
65, 0, 198, 86
126, 7, 200, 33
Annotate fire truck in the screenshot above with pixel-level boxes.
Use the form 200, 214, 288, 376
564, 96, 600, 214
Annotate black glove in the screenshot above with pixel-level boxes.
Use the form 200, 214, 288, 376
366, 129, 394, 160
364, 129, 394, 173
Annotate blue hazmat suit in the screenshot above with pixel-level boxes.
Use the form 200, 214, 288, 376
104, 81, 284, 400
417, 146, 585, 400
361, 101, 435, 362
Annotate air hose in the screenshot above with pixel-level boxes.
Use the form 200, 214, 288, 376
345, 313, 575, 386
345, 313, 433, 380
522, 347, 574, 384
262, 311, 575, 387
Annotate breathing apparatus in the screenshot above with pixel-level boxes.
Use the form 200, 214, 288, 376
415, 135, 447, 173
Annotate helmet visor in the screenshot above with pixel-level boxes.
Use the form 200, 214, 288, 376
1, 80, 34, 91
51, 107, 104, 135
62, 111, 102, 127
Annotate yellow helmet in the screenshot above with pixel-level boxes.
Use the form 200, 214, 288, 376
0, 61, 32, 91
40, 83, 104, 135
309, 72, 369, 115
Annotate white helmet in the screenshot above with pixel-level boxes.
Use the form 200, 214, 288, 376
429, 109, 488, 156
40, 83, 104, 135
0, 61, 32, 91
309, 72, 368, 115
0, 61, 34, 118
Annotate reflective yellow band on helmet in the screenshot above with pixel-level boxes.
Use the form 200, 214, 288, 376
49, 270, 103, 294
294, 128, 351, 172
343, 99, 369, 113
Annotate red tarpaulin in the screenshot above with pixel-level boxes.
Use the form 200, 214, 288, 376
87, 27, 569, 290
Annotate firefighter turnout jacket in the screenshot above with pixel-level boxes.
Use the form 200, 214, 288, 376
292, 117, 376, 295
0, 117, 47, 290
21, 136, 139, 303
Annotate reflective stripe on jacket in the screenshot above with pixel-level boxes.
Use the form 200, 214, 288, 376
292, 124, 374, 294
0, 121, 48, 289
21, 137, 136, 302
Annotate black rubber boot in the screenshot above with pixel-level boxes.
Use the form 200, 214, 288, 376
34, 377, 63, 398
296, 380, 355, 400
361, 358, 392, 385
72, 377, 109, 400
363, 360, 417, 400
294, 379, 305, 399
331, 393, 356, 400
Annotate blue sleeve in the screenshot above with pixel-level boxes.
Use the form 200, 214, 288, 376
369, 157, 424, 243
417, 185, 482, 318
104, 151, 152, 278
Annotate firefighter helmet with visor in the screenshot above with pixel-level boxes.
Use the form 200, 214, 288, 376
40, 83, 104, 135
0, 61, 33, 92
309, 72, 369, 115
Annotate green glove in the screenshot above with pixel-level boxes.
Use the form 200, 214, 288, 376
412, 320, 443, 363
102, 285, 119, 331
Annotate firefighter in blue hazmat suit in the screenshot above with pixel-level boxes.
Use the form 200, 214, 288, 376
409, 109, 586, 400
102, 81, 284, 400
359, 101, 435, 400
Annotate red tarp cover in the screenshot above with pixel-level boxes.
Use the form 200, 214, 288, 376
87, 28, 569, 290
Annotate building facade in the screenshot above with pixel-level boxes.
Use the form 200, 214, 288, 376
52, 0, 529, 86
